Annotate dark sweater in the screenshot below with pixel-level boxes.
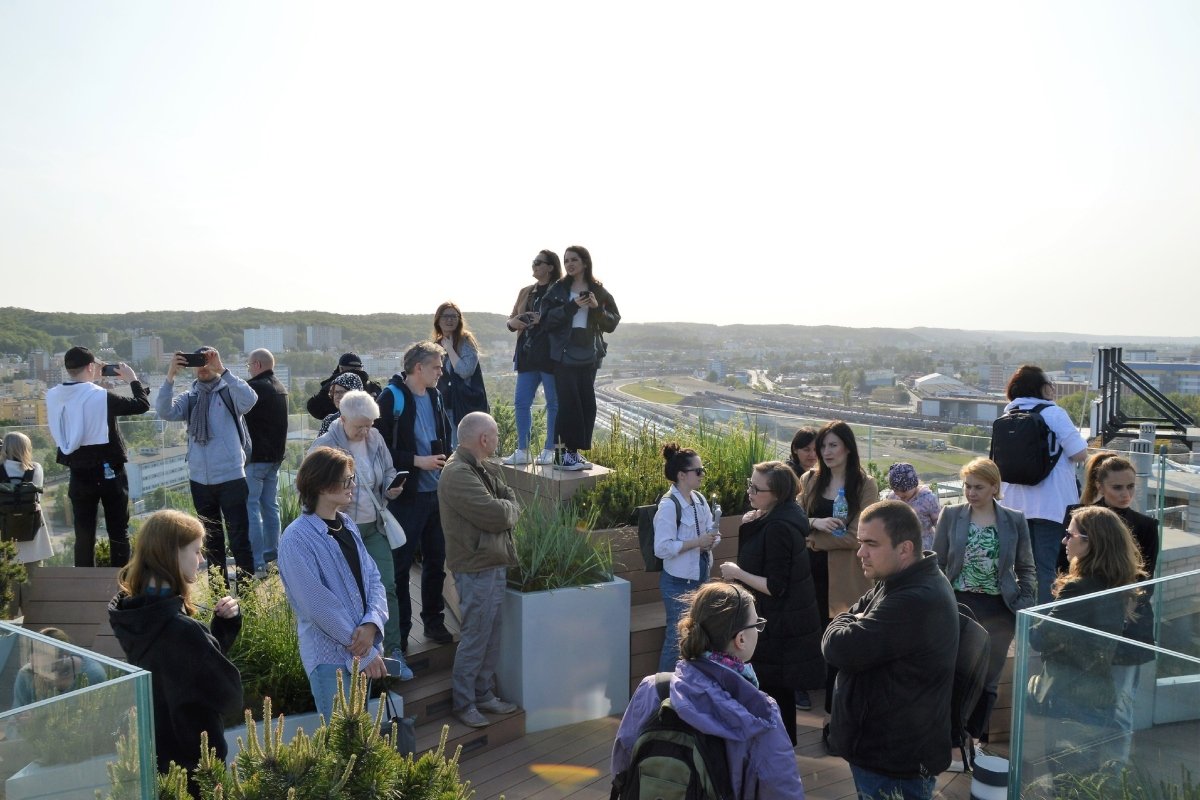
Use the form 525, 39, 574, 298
55, 382, 151, 471
374, 375, 453, 502
305, 368, 382, 421
244, 369, 289, 463
1060, 501, 1159, 578
108, 593, 242, 776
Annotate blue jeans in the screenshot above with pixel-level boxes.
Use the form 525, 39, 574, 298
849, 765, 936, 800
1028, 518, 1067, 605
514, 370, 558, 451
658, 558, 709, 673
308, 662, 355, 723
245, 461, 281, 571
389, 492, 447, 643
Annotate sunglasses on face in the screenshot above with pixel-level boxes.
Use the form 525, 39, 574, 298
532, 259, 552, 268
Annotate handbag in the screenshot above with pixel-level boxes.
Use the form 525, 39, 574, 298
368, 489, 406, 549
374, 684, 417, 756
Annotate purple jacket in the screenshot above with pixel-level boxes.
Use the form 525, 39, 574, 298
612, 659, 805, 800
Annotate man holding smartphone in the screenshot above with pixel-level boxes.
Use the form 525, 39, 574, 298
45, 346, 151, 567
156, 347, 257, 584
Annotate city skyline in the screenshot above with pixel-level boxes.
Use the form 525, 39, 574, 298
2, 2, 1198, 337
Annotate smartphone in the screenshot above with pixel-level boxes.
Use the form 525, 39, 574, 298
519, 312, 535, 324
100, 364, 120, 377
578, 291, 591, 300
381, 657, 408, 678
388, 471, 410, 490
180, 352, 208, 367
430, 439, 446, 457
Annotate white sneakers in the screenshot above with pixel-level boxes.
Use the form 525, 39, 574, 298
502, 449, 530, 466
534, 448, 556, 465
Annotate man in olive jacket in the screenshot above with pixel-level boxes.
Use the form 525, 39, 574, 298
438, 411, 521, 729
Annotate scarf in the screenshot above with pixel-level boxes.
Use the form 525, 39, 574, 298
704, 650, 760, 689
189, 377, 221, 445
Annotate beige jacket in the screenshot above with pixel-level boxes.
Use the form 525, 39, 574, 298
438, 447, 520, 574
799, 470, 879, 617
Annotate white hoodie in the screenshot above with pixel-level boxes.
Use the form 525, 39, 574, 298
45, 381, 110, 455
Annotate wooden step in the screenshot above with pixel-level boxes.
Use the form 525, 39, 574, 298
417, 708, 527, 763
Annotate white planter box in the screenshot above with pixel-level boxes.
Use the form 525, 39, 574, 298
5, 754, 113, 800
497, 577, 630, 733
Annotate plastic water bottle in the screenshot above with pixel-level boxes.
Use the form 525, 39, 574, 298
710, 496, 722, 531
103, 462, 116, 480
832, 488, 848, 537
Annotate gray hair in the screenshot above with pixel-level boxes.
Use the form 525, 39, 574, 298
338, 390, 379, 422
457, 411, 496, 444
403, 340, 446, 374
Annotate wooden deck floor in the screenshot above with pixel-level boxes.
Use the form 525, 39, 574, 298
459, 694, 985, 800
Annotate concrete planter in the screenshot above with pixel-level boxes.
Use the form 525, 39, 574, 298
497, 577, 631, 733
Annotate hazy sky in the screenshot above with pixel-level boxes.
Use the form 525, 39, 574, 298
2, 2, 1197, 337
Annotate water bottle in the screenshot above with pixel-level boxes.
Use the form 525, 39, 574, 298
709, 495, 722, 532
103, 462, 116, 480
832, 488, 848, 537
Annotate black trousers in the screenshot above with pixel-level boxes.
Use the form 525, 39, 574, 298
390, 491, 447, 643
956, 590, 1015, 740
190, 478, 253, 584
761, 680, 798, 746
553, 363, 598, 451
68, 468, 131, 567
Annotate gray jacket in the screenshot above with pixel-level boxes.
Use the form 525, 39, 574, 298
156, 371, 256, 486
310, 420, 396, 524
933, 500, 1037, 613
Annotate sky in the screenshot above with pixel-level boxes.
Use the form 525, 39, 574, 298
2, 1, 1198, 338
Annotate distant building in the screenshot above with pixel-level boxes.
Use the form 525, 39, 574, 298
244, 325, 298, 353
306, 325, 343, 350
125, 445, 190, 500
225, 363, 291, 387
362, 354, 402, 379
0, 396, 47, 426
132, 334, 164, 366
912, 373, 988, 398
863, 369, 895, 388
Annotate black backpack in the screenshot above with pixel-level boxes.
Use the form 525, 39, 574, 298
610, 673, 733, 800
951, 604, 991, 772
636, 492, 707, 573
0, 469, 43, 542
989, 402, 1061, 485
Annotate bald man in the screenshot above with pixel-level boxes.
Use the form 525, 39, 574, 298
244, 348, 289, 575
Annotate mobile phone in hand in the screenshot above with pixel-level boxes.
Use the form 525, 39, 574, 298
101, 364, 120, 377
180, 352, 207, 367
388, 471, 410, 490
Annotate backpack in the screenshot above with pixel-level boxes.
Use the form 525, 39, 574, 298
610, 673, 733, 800
989, 402, 1061, 485
951, 603, 991, 772
0, 469, 43, 542
636, 492, 708, 573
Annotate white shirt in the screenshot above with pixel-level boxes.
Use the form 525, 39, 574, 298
1000, 398, 1087, 523
653, 485, 717, 581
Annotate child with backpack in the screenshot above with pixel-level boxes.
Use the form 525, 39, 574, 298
611, 581, 804, 800
1, 432, 54, 566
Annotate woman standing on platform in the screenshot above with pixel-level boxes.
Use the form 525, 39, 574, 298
501, 250, 561, 467
934, 457, 1035, 754
720, 460, 823, 745
540, 245, 620, 472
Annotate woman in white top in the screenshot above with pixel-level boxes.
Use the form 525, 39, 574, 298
653, 443, 719, 672
1, 432, 55, 565
997, 365, 1088, 604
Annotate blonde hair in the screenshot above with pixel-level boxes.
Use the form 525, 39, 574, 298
960, 457, 1003, 500
1055, 505, 1145, 599
1, 432, 35, 471
118, 510, 206, 616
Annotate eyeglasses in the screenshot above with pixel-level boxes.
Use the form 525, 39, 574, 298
440, 313, 460, 321
746, 479, 771, 495
739, 617, 768, 634
341, 475, 357, 488
681, 467, 706, 476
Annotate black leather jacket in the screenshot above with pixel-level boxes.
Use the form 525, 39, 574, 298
539, 280, 620, 367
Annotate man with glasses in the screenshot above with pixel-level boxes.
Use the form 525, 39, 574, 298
822, 500, 959, 800
45, 346, 151, 567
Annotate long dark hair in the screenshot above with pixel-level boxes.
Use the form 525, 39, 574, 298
804, 420, 867, 521
562, 245, 602, 288
535, 250, 562, 282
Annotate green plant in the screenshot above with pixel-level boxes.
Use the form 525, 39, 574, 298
20, 667, 124, 765
105, 676, 476, 799
278, 479, 302, 531
509, 493, 612, 592
1027, 765, 1200, 800
0, 538, 28, 614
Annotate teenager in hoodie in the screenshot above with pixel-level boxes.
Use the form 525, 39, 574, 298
108, 510, 242, 793
612, 581, 805, 800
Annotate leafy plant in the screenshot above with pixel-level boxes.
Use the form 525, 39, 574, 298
1025, 765, 1200, 800
19, 667, 125, 765
277, 479, 302, 531
0, 538, 27, 615
509, 493, 612, 592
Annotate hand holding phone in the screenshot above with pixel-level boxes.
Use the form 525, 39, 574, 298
101, 364, 120, 377
388, 471, 410, 491
180, 352, 208, 368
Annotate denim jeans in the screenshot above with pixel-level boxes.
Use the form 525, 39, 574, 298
190, 478, 253, 583
308, 662, 355, 723
849, 764, 936, 800
514, 370, 558, 451
389, 492, 447, 643
245, 461, 281, 571
1028, 518, 1067, 605
658, 566, 706, 673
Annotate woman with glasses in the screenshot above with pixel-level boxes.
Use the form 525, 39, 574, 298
933, 457, 1035, 761
996, 364, 1088, 605
653, 443, 719, 672
502, 250, 561, 467
719, 461, 822, 745
433, 301, 489, 437
280, 446, 396, 722
613, 581, 805, 799
309, 391, 410, 678
1031, 505, 1145, 777
539, 245, 620, 471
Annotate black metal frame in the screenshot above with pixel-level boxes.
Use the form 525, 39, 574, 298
1092, 347, 1194, 445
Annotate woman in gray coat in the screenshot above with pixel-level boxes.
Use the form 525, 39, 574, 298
934, 457, 1036, 749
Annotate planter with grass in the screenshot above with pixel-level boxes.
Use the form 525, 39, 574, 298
496, 497, 630, 732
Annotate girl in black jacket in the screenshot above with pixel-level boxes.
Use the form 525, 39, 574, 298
108, 510, 242, 794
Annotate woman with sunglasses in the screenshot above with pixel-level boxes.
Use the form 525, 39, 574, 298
502, 250, 561, 467
539, 245, 620, 471
1031, 505, 1145, 777
278, 446, 392, 722
613, 581, 805, 799
653, 444, 719, 672
433, 301, 489, 438
720, 461, 823, 745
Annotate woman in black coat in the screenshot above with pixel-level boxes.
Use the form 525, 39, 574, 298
720, 460, 823, 745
